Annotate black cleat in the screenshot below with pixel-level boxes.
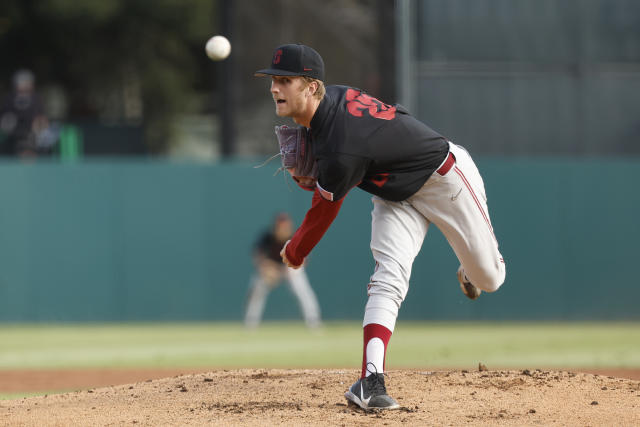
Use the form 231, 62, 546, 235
458, 266, 481, 300
344, 370, 399, 410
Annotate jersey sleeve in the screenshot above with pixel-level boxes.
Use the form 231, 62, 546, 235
284, 187, 345, 266
315, 153, 368, 201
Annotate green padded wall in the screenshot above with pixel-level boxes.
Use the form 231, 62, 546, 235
0, 157, 638, 322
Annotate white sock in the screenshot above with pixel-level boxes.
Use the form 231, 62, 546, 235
365, 337, 385, 377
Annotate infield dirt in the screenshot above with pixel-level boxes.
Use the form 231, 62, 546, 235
2, 368, 639, 426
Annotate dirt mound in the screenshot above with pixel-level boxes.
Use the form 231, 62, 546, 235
2, 369, 639, 426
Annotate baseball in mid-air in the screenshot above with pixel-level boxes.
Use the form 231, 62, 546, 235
205, 35, 231, 61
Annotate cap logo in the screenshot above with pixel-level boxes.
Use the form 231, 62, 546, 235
273, 49, 283, 65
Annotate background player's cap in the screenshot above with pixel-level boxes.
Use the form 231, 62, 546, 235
254, 44, 324, 81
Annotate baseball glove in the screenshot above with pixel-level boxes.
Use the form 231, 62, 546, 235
275, 125, 318, 185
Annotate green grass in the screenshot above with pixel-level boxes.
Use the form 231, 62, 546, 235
1, 321, 639, 371
0, 391, 61, 400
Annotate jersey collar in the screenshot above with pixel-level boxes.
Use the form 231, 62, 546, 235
310, 91, 333, 133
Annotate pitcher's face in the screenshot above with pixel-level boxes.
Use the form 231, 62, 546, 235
270, 76, 308, 118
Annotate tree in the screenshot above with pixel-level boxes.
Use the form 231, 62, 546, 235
0, 0, 218, 154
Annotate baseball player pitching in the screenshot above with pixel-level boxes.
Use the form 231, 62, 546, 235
255, 44, 506, 410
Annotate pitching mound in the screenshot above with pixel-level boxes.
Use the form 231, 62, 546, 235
2, 369, 639, 426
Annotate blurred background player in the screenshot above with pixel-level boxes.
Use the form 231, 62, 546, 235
244, 212, 321, 329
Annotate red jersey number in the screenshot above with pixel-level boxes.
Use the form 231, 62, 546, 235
345, 88, 396, 120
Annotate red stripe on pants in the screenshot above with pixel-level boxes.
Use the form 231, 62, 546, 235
453, 166, 497, 243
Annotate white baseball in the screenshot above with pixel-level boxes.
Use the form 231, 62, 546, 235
205, 35, 231, 61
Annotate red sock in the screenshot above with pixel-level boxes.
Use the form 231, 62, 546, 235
361, 323, 392, 378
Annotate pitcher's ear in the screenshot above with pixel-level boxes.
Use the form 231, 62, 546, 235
308, 81, 318, 96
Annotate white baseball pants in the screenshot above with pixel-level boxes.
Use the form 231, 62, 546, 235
244, 266, 322, 328
363, 142, 506, 332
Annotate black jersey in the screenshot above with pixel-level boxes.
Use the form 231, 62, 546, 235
309, 85, 449, 202
255, 232, 288, 263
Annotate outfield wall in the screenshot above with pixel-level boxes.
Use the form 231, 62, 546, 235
0, 157, 638, 322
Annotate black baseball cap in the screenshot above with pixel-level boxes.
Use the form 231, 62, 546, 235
254, 44, 324, 81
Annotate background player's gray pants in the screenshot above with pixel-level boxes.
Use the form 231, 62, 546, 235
244, 266, 321, 328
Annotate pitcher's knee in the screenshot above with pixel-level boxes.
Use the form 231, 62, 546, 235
470, 262, 505, 293
367, 280, 405, 307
